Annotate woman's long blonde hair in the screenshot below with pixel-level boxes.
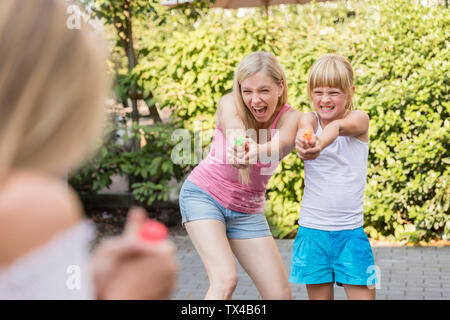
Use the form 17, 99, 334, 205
232, 51, 288, 185
0, 0, 108, 180
307, 54, 355, 110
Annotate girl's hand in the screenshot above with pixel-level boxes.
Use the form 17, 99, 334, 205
295, 131, 323, 160
91, 207, 178, 300
295, 128, 315, 149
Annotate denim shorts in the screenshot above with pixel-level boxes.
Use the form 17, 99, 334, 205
289, 226, 379, 286
179, 180, 272, 240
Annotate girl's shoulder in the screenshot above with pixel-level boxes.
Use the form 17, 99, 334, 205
0, 169, 83, 265
343, 110, 370, 142
343, 110, 370, 131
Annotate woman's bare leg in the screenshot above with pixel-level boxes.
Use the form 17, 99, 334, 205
185, 219, 238, 300
229, 236, 292, 300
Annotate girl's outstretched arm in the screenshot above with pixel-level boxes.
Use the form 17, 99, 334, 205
296, 111, 369, 160
320, 110, 369, 147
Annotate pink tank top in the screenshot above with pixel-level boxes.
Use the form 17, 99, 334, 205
187, 104, 292, 213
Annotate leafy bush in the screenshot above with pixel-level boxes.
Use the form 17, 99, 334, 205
69, 119, 122, 194
355, 0, 449, 242
124, 122, 191, 205
70, 119, 191, 206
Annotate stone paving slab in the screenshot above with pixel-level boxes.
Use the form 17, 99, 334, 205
169, 234, 450, 300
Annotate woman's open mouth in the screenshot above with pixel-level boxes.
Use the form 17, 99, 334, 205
252, 106, 268, 118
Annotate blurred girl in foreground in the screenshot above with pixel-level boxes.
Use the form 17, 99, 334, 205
0, 0, 177, 299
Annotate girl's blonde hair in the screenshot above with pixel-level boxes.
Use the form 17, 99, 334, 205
307, 54, 354, 110
0, 0, 108, 180
232, 51, 288, 184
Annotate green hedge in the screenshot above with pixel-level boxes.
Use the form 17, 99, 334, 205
73, 0, 449, 242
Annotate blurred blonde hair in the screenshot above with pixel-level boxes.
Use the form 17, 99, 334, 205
0, 0, 108, 180
307, 54, 354, 110
232, 51, 288, 184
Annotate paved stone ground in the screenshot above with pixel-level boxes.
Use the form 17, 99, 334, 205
169, 233, 450, 300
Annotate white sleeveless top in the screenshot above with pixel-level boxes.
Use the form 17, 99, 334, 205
0, 220, 95, 299
298, 113, 369, 231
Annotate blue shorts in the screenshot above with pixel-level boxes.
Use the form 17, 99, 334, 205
179, 180, 272, 240
289, 226, 379, 286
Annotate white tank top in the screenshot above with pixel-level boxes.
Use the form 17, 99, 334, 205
298, 113, 369, 231
0, 220, 95, 299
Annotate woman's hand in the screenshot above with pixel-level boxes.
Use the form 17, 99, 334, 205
91, 207, 178, 300
295, 128, 322, 160
227, 137, 258, 168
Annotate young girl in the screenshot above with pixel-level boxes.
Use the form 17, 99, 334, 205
0, 0, 177, 299
290, 54, 378, 300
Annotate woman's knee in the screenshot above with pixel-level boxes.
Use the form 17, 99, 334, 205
210, 273, 238, 294
275, 282, 293, 299
263, 282, 293, 300
279, 284, 293, 299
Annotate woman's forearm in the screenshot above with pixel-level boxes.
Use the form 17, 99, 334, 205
258, 137, 292, 163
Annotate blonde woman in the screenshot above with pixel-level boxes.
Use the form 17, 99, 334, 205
0, 0, 177, 299
292, 54, 377, 300
179, 51, 302, 299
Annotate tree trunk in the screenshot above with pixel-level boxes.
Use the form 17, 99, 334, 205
145, 91, 162, 123
123, 0, 139, 130
120, 1, 162, 125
